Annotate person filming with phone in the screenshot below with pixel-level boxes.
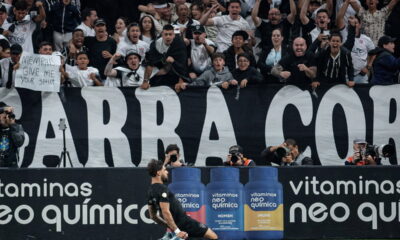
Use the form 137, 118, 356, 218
224, 145, 255, 166
163, 144, 187, 167
0, 102, 24, 168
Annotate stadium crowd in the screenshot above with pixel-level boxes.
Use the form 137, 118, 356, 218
0, 0, 398, 88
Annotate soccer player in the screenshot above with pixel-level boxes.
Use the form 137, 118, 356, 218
146, 159, 218, 240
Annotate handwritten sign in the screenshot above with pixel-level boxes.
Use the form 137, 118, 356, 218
15, 52, 61, 92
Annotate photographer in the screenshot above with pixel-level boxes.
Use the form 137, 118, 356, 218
0, 103, 25, 168
345, 139, 378, 165
163, 144, 187, 167
224, 145, 255, 167
262, 139, 313, 166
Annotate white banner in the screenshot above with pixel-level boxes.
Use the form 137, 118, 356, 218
0, 85, 398, 167
14, 52, 61, 92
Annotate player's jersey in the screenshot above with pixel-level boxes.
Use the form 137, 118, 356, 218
147, 183, 188, 224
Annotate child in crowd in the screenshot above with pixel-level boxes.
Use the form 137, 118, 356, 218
178, 52, 232, 90
65, 52, 103, 87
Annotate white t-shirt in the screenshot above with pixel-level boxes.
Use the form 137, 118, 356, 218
104, 66, 158, 87
141, 35, 153, 44
1, 20, 12, 32
351, 34, 375, 75
76, 23, 95, 37
190, 39, 215, 74
117, 39, 149, 60
310, 27, 330, 43
9, 19, 36, 53
213, 15, 250, 52
66, 65, 100, 87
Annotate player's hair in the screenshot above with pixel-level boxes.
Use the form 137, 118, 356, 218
147, 159, 164, 177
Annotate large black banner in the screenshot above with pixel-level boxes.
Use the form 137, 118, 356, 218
0, 84, 398, 167
1, 167, 399, 239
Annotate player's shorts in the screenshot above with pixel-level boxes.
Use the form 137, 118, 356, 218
178, 217, 208, 238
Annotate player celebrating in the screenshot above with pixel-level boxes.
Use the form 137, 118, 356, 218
147, 159, 218, 240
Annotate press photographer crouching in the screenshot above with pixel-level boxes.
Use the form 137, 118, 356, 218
261, 139, 313, 166
163, 144, 188, 167
0, 103, 25, 168
345, 139, 395, 165
224, 145, 256, 166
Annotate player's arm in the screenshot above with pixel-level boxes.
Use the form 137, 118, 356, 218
148, 205, 168, 227
159, 202, 179, 231
160, 202, 189, 239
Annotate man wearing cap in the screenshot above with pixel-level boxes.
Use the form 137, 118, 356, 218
224, 145, 255, 166
199, 0, 252, 53
0, 43, 22, 88
83, 18, 117, 81
104, 51, 156, 87
0, 102, 24, 168
8, 0, 45, 53
370, 35, 400, 85
345, 139, 377, 165
186, 25, 216, 78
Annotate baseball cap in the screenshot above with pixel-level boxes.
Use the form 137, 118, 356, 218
232, 30, 249, 41
125, 50, 142, 61
229, 145, 243, 154
191, 25, 205, 34
353, 139, 367, 144
10, 44, 23, 55
94, 18, 106, 26
378, 35, 396, 48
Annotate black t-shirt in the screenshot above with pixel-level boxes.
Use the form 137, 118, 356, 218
84, 36, 117, 79
147, 183, 188, 225
301, 18, 316, 45
257, 19, 292, 50
279, 51, 316, 87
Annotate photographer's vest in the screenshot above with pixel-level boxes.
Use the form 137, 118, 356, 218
228, 158, 253, 166
346, 156, 367, 166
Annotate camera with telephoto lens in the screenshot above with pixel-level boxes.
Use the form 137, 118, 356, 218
169, 154, 178, 163
276, 146, 291, 159
6, 111, 15, 120
364, 144, 395, 158
230, 152, 241, 163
